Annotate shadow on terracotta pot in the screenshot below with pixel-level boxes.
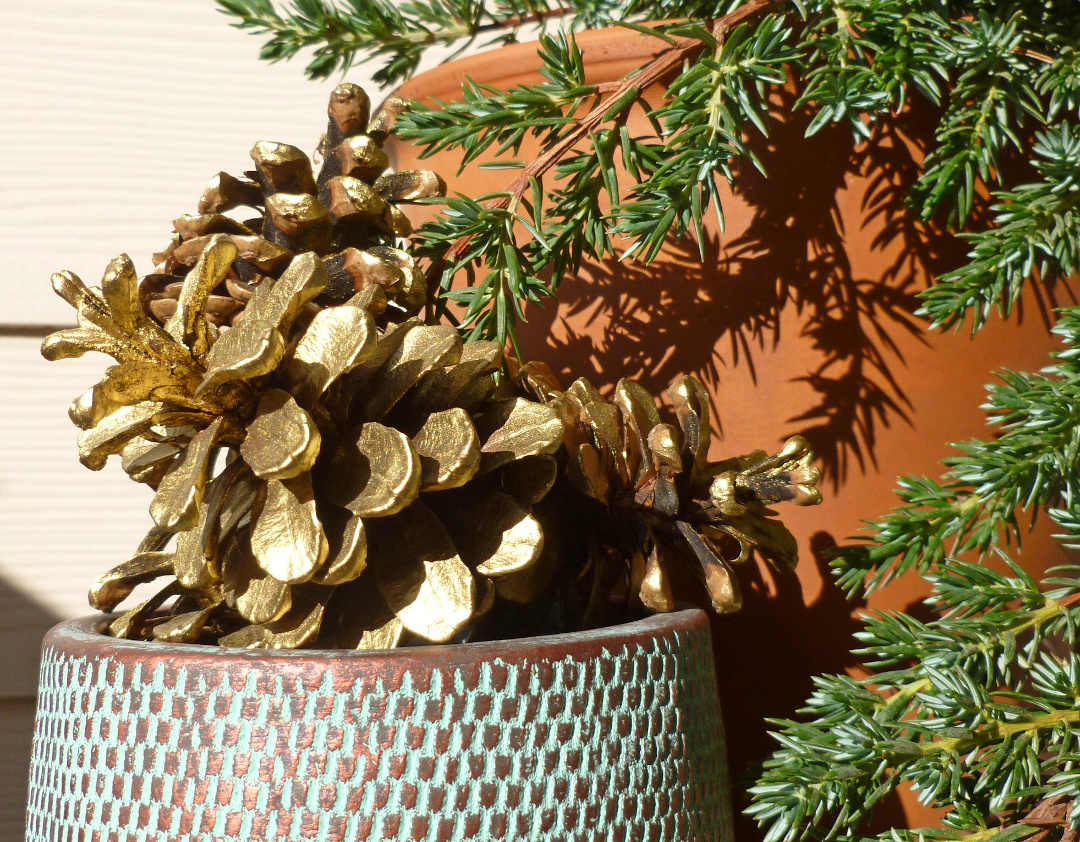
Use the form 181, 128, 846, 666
513, 91, 975, 492
386, 30, 1077, 837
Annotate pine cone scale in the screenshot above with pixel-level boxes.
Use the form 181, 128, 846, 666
411, 407, 482, 491
368, 500, 476, 643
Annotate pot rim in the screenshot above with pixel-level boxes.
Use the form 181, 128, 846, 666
45, 608, 709, 667
390, 24, 672, 105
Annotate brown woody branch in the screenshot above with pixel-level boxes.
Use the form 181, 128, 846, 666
1004, 793, 1077, 842
472, 7, 572, 34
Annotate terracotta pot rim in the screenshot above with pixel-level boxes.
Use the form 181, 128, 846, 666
47, 608, 709, 666
391, 23, 671, 105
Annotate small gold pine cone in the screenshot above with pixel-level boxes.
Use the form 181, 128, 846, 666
518, 362, 822, 619
47, 244, 565, 650
141, 84, 444, 330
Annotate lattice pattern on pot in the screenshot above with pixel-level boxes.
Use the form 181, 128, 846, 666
25, 625, 730, 841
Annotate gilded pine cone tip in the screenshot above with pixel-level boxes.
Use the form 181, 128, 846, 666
144, 83, 444, 333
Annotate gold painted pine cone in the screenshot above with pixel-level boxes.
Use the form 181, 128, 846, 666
41, 79, 822, 648
44, 243, 565, 650
518, 362, 822, 618
143, 83, 443, 330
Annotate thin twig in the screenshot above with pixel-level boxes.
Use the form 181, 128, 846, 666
1057, 591, 1080, 609
473, 7, 571, 34
1015, 46, 1055, 65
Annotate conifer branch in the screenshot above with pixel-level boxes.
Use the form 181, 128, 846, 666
918, 123, 1080, 333
404, 0, 788, 345
217, 0, 576, 84
829, 307, 1080, 596
223, 0, 1080, 349
423, 0, 785, 279
750, 309, 1080, 842
750, 553, 1080, 842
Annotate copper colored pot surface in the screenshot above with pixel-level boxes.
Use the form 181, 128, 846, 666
26, 610, 730, 841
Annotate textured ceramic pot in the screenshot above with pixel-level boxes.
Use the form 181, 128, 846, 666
25, 609, 731, 841
386, 30, 1075, 834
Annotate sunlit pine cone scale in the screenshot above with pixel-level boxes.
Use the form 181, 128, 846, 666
518, 362, 822, 620
142, 84, 443, 332
45, 243, 564, 650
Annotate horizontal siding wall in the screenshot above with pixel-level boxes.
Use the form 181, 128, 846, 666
0, 699, 38, 837
0, 2, 462, 834
0, 334, 153, 698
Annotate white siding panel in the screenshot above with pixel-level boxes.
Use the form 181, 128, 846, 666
0, 1, 338, 324
0, 336, 152, 698
0, 3, 463, 833
0, 698, 37, 841
0, 1, 454, 325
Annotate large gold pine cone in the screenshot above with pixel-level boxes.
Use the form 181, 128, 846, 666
75, 247, 564, 649
142, 83, 444, 328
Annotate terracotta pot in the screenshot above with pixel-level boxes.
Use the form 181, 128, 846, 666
26, 610, 731, 841
386, 28, 1075, 834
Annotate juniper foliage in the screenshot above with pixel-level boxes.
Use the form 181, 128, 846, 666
216, 0, 573, 85
830, 307, 1080, 599
220, 0, 1080, 349
749, 309, 1080, 841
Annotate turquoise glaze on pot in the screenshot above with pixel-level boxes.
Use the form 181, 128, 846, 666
26, 610, 731, 841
